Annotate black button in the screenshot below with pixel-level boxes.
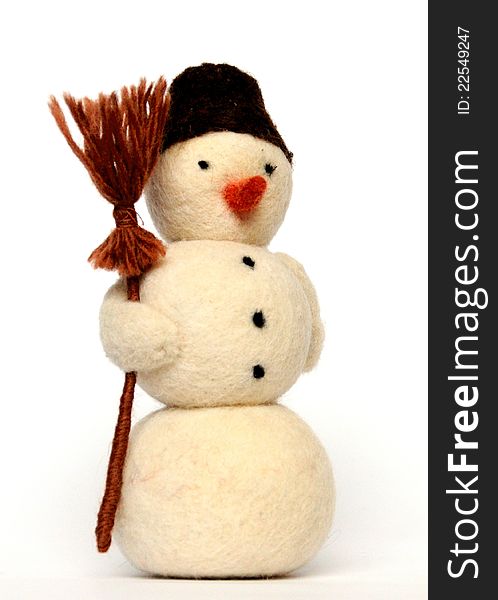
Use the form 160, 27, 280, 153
243, 256, 255, 268
252, 311, 265, 328
253, 365, 265, 379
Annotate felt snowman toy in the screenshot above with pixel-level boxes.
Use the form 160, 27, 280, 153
100, 64, 334, 578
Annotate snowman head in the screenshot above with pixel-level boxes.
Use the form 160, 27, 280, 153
146, 64, 293, 246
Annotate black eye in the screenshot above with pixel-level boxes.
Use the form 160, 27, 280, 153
198, 160, 209, 170
252, 311, 265, 328
242, 256, 255, 268
265, 163, 276, 175
253, 365, 265, 379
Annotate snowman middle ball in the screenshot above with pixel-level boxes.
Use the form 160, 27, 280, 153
133, 240, 312, 408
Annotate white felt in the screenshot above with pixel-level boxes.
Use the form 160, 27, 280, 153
275, 252, 325, 371
145, 131, 293, 246
100, 240, 323, 408
115, 404, 335, 578
99, 281, 180, 373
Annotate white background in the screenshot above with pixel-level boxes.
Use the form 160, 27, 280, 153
0, 1, 427, 598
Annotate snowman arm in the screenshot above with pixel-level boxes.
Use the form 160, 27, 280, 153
99, 279, 179, 373
275, 253, 325, 372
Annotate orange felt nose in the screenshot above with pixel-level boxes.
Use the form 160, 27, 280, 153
223, 176, 267, 215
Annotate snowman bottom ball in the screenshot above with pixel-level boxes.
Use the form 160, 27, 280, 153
115, 404, 334, 578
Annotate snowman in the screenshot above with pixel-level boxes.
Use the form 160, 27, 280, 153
100, 64, 334, 578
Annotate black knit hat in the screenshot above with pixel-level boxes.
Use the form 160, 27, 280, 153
161, 63, 292, 163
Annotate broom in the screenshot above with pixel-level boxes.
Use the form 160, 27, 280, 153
49, 78, 169, 552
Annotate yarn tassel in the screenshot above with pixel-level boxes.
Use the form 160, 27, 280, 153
89, 208, 165, 277
49, 78, 169, 552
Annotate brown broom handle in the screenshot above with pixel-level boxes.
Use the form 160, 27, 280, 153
95, 275, 140, 553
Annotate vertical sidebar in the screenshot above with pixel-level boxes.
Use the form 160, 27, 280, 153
429, 2, 497, 598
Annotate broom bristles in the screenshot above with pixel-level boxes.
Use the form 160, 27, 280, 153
49, 78, 169, 277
